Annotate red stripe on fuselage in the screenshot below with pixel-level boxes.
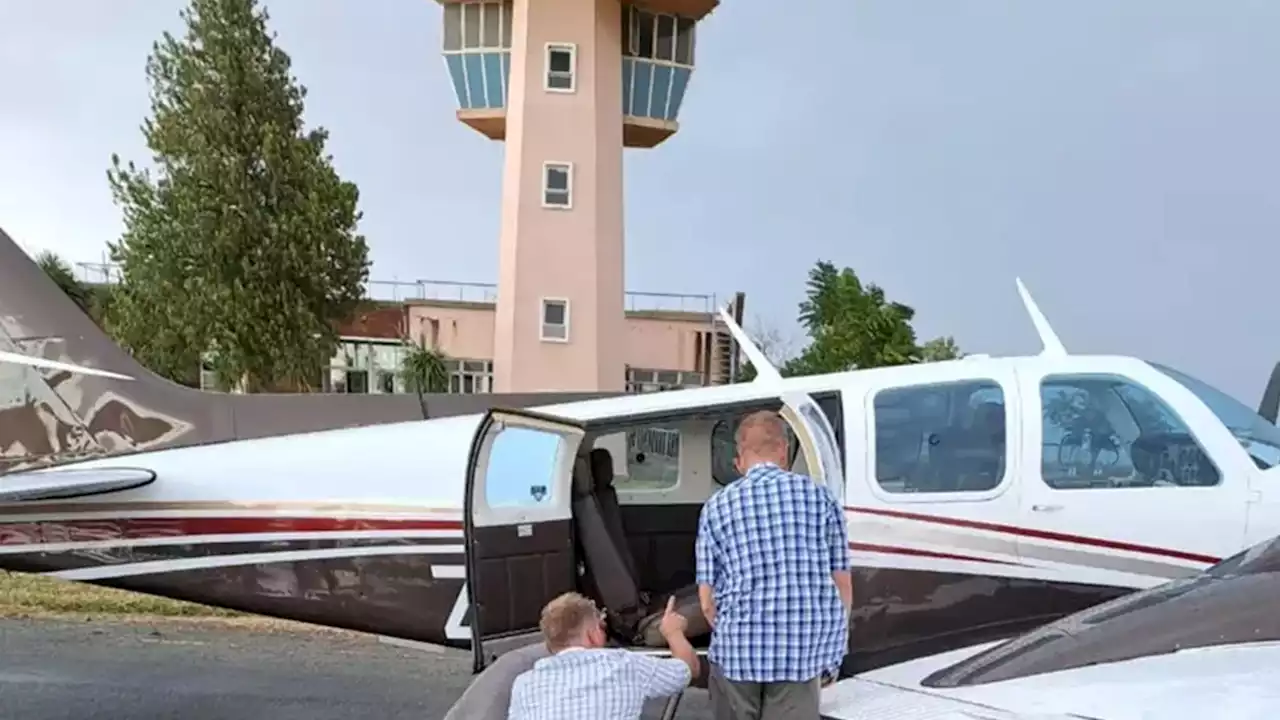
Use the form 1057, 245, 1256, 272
0, 517, 464, 545
847, 505, 1220, 565
848, 541, 1019, 566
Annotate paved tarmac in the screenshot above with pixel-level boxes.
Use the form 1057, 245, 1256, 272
0, 618, 710, 719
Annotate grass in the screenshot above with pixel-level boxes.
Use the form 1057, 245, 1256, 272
0, 570, 241, 618
0, 571, 345, 633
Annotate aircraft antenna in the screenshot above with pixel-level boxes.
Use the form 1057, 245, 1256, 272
1015, 277, 1067, 357
716, 306, 781, 382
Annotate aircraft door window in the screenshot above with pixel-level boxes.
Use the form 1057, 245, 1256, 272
483, 426, 563, 507
1039, 374, 1221, 489
872, 380, 1007, 494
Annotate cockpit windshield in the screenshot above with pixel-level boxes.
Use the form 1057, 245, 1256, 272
1148, 362, 1280, 470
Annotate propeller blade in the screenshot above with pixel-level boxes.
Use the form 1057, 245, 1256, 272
0, 349, 134, 381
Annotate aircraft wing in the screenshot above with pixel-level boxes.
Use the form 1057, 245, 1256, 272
0, 467, 156, 502
819, 678, 1099, 719
820, 640, 1280, 720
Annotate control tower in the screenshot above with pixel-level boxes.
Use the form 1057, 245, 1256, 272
438, 0, 715, 392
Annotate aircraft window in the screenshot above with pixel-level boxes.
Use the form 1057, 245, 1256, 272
711, 416, 798, 486
1148, 362, 1280, 470
605, 426, 681, 490
1040, 374, 1220, 489
872, 380, 1007, 494
483, 426, 561, 507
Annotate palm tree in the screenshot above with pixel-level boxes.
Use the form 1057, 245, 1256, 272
35, 250, 91, 314
400, 337, 450, 394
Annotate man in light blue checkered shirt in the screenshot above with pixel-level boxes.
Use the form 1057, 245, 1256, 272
697, 410, 853, 720
507, 592, 699, 719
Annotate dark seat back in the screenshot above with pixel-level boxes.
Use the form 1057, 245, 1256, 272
570, 456, 645, 635
589, 448, 640, 581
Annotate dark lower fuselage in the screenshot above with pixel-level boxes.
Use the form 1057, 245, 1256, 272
0, 501, 1131, 676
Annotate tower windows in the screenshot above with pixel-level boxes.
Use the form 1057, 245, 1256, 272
545, 43, 576, 92
540, 298, 570, 342
542, 162, 573, 208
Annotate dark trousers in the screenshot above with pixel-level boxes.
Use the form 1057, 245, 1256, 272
708, 662, 821, 720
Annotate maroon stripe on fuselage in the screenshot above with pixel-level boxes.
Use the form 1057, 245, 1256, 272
849, 541, 1021, 566
848, 505, 1220, 565
0, 517, 464, 545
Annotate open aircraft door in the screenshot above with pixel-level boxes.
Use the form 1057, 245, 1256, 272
463, 408, 586, 671
781, 392, 846, 502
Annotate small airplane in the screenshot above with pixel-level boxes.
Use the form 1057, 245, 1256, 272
818, 532, 1280, 719
3, 225, 1280, 687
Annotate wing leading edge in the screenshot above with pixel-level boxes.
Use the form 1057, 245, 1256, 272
0, 467, 156, 502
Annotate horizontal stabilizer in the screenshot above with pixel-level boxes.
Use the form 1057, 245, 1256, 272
0, 349, 135, 380
0, 467, 156, 502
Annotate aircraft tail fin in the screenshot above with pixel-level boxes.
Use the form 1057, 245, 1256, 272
716, 306, 781, 382
0, 228, 227, 472
1259, 362, 1280, 424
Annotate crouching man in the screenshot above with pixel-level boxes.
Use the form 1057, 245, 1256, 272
507, 593, 699, 720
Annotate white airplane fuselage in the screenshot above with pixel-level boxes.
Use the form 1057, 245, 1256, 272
3, 351, 1279, 677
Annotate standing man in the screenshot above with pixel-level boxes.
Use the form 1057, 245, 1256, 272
697, 410, 853, 720
507, 592, 699, 719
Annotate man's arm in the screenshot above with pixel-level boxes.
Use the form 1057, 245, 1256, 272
826, 494, 853, 614
631, 654, 694, 700
694, 504, 718, 627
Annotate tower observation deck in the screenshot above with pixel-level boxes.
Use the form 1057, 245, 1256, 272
436, 0, 718, 393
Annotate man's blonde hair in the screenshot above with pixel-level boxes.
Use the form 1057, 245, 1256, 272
539, 592, 601, 650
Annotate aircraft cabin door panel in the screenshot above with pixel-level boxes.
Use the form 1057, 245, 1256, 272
781, 392, 846, 502
1013, 366, 1248, 591
464, 409, 585, 671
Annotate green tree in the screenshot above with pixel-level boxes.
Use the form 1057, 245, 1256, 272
919, 335, 963, 362
400, 338, 450, 394
105, 0, 370, 392
733, 261, 965, 381
35, 251, 91, 314
787, 261, 922, 375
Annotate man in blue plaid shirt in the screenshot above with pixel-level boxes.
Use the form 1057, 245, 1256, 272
507, 592, 699, 719
697, 410, 853, 720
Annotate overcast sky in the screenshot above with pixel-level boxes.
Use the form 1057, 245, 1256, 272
2, 1, 1278, 404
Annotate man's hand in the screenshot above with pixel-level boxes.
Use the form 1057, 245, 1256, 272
658, 596, 687, 640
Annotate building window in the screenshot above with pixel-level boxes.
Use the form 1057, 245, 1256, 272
872, 380, 1008, 494
445, 359, 494, 394
622, 7, 695, 65
545, 43, 576, 92
1040, 374, 1220, 489
625, 367, 703, 393
542, 162, 572, 208
540, 298, 569, 342
443, 0, 512, 51
344, 369, 370, 394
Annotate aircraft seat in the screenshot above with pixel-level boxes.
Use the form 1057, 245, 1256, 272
571, 450, 709, 648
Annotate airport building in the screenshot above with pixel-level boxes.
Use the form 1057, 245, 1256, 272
73, 263, 743, 396
69, 0, 731, 397
435, 0, 720, 392
326, 279, 742, 396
